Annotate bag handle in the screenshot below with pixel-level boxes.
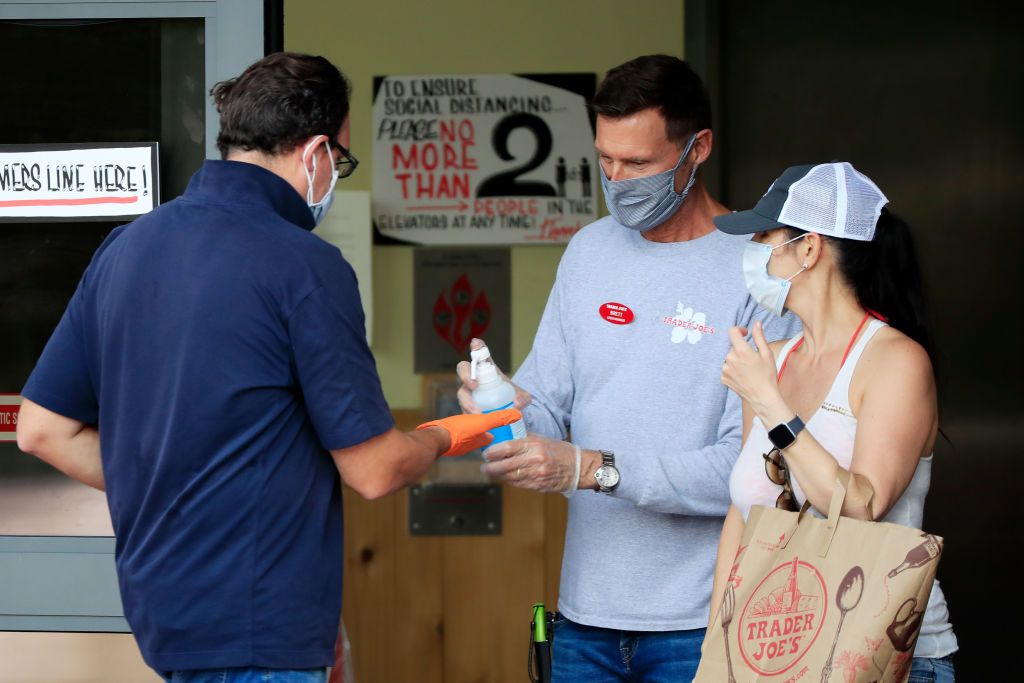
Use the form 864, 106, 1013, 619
819, 469, 875, 557
817, 472, 847, 557
777, 500, 813, 550
778, 470, 875, 556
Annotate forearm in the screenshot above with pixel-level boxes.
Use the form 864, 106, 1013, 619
23, 425, 104, 491
333, 427, 448, 500
521, 401, 569, 440
754, 395, 875, 519
17, 399, 104, 491
391, 427, 449, 490
783, 433, 875, 520
612, 438, 738, 515
574, 448, 602, 491
511, 272, 574, 441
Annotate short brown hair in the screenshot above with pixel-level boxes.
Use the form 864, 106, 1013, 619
589, 55, 711, 145
211, 52, 351, 159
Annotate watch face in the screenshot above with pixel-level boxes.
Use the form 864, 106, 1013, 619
595, 465, 620, 489
767, 424, 796, 450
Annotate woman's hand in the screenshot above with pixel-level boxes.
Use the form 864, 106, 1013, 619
721, 321, 791, 424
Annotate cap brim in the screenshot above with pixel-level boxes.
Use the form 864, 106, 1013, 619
713, 209, 785, 235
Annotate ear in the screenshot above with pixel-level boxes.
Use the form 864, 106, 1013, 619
298, 134, 327, 172
691, 129, 713, 165
801, 233, 825, 269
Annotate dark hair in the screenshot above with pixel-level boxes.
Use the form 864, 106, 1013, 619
785, 208, 933, 359
588, 55, 712, 144
210, 52, 351, 159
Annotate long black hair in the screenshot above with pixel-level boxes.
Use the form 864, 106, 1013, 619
785, 208, 934, 361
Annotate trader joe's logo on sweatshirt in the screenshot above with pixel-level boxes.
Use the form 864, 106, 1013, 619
662, 302, 716, 344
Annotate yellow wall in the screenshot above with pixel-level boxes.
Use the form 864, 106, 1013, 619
286, 0, 685, 408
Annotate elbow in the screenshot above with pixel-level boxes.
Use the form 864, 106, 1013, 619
346, 472, 401, 501
16, 421, 48, 458
354, 481, 392, 501
866, 500, 891, 522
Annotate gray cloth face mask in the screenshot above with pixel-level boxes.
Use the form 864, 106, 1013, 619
600, 134, 699, 232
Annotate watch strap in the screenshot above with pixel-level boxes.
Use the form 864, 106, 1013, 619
601, 450, 615, 468
769, 414, 806, 450
597, 450, 618, 493
786, 415, 805, 438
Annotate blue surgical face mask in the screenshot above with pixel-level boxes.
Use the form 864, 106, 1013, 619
742, 234, 808, 316
600, 134, 699, 232
303, 137, 339, 226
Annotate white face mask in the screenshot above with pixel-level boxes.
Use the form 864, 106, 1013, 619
303, 137, 339, 226
742, 234, 808, 317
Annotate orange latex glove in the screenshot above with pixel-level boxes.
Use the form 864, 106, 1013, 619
416, 409, 523, 457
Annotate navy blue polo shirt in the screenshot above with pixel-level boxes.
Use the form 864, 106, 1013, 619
22, 160, 394, 672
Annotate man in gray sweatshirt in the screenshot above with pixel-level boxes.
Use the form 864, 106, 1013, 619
458, 55, 797, 681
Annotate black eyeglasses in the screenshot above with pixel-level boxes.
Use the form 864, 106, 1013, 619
328, 142, 359, 179
763, 448, 798, 511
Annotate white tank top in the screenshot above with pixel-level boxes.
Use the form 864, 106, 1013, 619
729, 318, 958, 658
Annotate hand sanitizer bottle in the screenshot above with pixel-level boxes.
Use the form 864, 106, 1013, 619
470, 345, 527, 448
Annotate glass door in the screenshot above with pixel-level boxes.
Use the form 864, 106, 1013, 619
0, 2, 266, 680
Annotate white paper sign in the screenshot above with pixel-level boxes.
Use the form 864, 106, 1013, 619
0, 145, 157, 220
372, 73, 598, 245
313, 190, 374, 345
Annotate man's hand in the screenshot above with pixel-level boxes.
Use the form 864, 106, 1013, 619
456, 337, 533, 413
482, 434, 599, 493
416, 409, 523, 457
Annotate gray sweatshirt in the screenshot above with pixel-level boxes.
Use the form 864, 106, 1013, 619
514, 216, 799, 631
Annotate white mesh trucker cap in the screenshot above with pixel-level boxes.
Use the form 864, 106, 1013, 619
714, 162, 889, 241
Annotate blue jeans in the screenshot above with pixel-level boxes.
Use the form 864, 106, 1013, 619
163, 668, 327, 683
551, 614, 704, 682
909, 655, 956, 682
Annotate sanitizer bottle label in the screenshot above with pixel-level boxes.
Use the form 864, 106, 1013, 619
483, 401, 527, 447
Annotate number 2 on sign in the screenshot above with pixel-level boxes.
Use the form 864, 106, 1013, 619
477, 113, 557, 197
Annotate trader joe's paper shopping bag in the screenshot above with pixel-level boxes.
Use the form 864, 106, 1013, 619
695, 472, 942, 683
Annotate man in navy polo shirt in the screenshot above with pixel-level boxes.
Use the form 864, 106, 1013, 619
16, 53, 517, 682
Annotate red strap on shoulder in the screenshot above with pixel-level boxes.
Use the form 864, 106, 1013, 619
840, 312, 875, 367
778, 311, 878, 381
777, 337, 805, 382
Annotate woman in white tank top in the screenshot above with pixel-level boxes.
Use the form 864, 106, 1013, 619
707, 162, 957, 681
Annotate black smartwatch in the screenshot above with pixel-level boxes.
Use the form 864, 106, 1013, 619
594, 450, 620, 494
767, 415, 806, 451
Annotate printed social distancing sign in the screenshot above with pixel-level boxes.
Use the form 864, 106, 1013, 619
0, 143, 159, 221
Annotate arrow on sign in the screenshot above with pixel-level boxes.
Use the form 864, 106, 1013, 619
408, 202, 469, 211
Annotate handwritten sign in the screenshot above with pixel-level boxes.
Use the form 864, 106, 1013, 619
0, 143, 159, 221
372, 74, 597, 246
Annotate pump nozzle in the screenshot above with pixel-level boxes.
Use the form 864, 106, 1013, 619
469, 345, 492, 381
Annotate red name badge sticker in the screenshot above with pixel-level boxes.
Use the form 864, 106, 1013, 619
599, 302, 634, 325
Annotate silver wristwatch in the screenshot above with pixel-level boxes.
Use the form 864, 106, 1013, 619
594, 450, 620, 494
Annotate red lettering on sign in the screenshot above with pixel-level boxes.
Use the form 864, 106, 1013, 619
0, 405, 18, 432
523, 218, 582, 242
472, 198, 538, 216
